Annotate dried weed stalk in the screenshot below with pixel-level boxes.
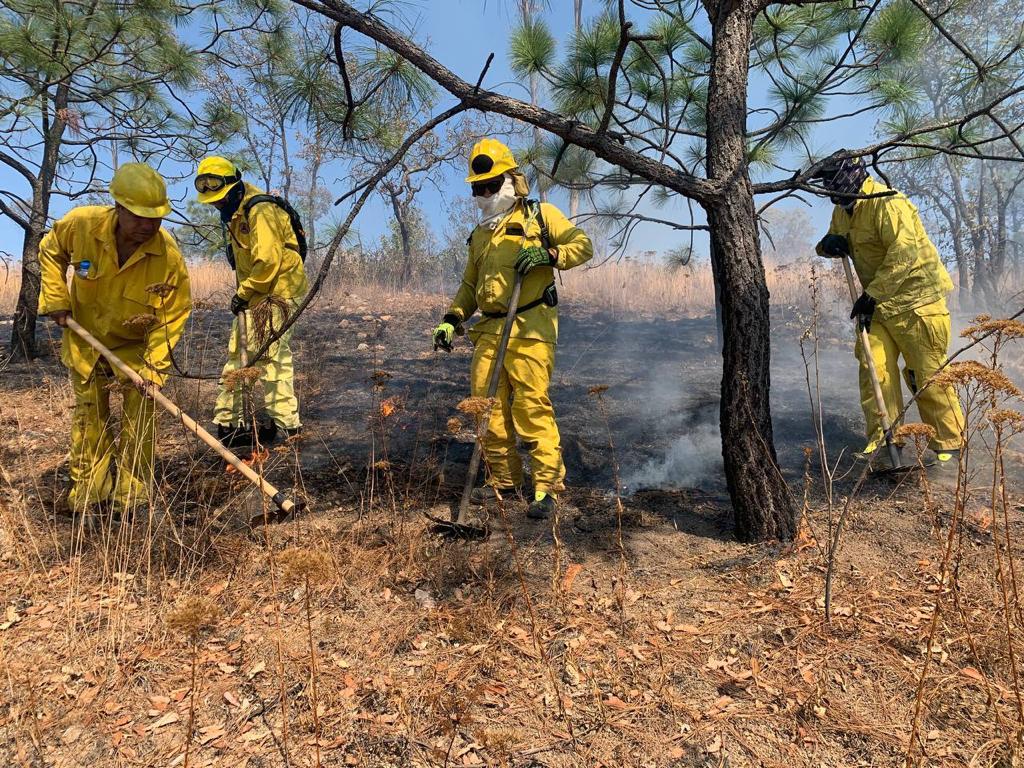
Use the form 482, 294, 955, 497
167, 597, 221, 768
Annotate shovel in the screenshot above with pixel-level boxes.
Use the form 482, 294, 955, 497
66, 317, 303, 525
429, 272, 524, 538
839, 257, 910, 475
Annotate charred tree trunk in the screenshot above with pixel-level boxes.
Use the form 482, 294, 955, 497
704, 1, 796, 542
9, 87, 66, 360
387, 191, 414, 285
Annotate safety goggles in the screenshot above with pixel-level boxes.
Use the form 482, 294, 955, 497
471, 177, 504, 197
194, 173, 240, 194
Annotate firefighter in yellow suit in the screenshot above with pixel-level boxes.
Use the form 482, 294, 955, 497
38, 163, 192, 517
433, 139, 593, 519
194, 156, 308, 445
813, 153, 964, 464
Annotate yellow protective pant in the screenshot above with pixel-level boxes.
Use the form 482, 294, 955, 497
469, 334, 565, 495
855, 298, 964, 452
214, 305, 301, 430
69, 361, 156, 512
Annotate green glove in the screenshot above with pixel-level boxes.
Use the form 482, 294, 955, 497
514, 246, 555, 275
433, 319, 456, 352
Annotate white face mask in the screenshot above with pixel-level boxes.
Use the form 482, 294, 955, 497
475, 176, 517, 224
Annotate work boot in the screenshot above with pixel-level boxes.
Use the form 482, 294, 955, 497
469, 485, 519, 505
256, 420, 279, 445
217, 424, 252, 448
527, 493, 556, 520
924, 448, 960, 469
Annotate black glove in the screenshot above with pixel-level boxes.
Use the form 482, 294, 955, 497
818, 234, 850, 258
850, 291, 877, 331
230, 294, 248, 315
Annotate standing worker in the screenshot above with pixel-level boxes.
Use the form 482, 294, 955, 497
433, 139, 593, 519
194, 156, 308, 446
38, 163, 192, 518
813, 152, 964, 465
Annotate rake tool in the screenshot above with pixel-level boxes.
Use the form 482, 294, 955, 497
66, 317, 303, 525
839, 256, 911, 475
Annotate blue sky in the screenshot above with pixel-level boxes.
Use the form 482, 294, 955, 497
0, 0, 873, 263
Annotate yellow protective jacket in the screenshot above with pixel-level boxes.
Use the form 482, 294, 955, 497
227, 183, 308, 305
817, 177, 954, 318
447, 200, 593, 343
37, 206, 191, 385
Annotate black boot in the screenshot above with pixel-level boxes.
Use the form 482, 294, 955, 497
256, 420, 279, 445
469, 485, 519, 505
217, 424, 252, 448
526, 494, 556, 520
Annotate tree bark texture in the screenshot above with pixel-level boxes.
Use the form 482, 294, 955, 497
704, 1, 797, 542
9, 86, 66, 360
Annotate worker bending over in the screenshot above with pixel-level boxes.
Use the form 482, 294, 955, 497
39, 163, 192, 518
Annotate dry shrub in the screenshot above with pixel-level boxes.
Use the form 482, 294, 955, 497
145, 282, 176, 299
222, 366, 263, 389
446, 416, 463, 434
930, 361, 1022, 397
457, 397, 495, 418
279, 547, 333, 585
166, 597, 221, 641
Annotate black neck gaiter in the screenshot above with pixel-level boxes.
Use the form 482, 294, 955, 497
219, 182, 245, 222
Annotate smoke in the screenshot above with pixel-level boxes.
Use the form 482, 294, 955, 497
622, 421, 722, 491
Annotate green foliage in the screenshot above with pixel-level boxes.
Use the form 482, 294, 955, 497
864, 0, 930, 64
510, 19, 557, 77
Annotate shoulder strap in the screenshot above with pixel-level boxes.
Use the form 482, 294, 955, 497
525, 198, 552, 250
241, 194, 308, 261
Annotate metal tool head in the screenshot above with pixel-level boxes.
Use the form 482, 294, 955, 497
422, 507, 490, 540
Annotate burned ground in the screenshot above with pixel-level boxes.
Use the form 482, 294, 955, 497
1, 296, 1023, 768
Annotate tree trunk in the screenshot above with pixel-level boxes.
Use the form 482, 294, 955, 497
9, 87, 66, 360
388, 192, 414, 285
10, 225, 45, 359
704, 2, 796, 542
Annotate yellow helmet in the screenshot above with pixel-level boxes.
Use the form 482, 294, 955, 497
466, 138, 517, 183
109, 163, 172, 218
194, 155, 242, 203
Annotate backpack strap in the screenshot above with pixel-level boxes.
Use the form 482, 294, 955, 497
525, 198, 552, 251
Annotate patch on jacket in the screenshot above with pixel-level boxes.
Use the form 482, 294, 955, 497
505, 223, 525, 236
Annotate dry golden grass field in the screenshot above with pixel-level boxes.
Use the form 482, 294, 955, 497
2, 258, 1024, 768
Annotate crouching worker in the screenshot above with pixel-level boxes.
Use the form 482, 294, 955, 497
194, 156, 308, 446
433, 139, 593, 519
813, 152, 964, 466
38, 163, 192, 518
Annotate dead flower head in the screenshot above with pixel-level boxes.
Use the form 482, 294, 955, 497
373, 459, 391, 472
166, 597, 221, 641
987, 408, 1024, 434
223, 367, 263, 389
588, 384, 610, 397
895, 423, 937, 443
145, 282, 175, 299
279, 547, 333, 585
930, 361, 1023, 398
124, 313, 158, 330
960, 317, 1024, 342
457, 396, 496, 418
446, 416, 463, 435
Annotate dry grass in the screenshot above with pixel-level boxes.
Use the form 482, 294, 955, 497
2, 255, 1024, 767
